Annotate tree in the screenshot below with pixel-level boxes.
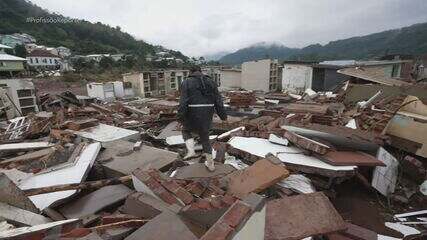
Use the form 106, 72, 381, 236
99, 56, 114, 69
14, 44, 27, 58
123, 55, 136, 69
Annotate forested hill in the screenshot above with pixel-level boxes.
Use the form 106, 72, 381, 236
0, 0, 187, 60
219, 22, 427, 65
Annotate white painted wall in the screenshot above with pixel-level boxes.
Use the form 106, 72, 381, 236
220, 70, 241, 89
86, 83, 115, 101
123, 73, 145, 97
282, 64, 313, 93
112, 81, 124, 98
241, 59, 271, 92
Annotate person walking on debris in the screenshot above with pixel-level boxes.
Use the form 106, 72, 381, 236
178, 66, 227, 171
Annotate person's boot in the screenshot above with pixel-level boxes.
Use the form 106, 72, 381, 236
204, 153, 215, 172
183, 138, 196, 160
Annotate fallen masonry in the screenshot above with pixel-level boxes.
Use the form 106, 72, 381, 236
0, 81, 426, 240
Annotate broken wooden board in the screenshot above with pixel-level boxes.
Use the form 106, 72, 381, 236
0, 147, 56, 168
58, 184, 132, 219
227, 158, 289, 199
18, 142, 101, 210
0, 142, 55, 152
265, 192, 347, 240
99, 140, 178, 177
318, 151, 385, 167
66, 118, 99, 131
0, 219, 80, 239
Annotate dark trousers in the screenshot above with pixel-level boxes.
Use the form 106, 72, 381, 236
182, 127, 212, 154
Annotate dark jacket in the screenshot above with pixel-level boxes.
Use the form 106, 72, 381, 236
178, 71, 227, 131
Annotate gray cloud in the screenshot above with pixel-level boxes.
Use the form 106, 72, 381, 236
31, 0, 427, 56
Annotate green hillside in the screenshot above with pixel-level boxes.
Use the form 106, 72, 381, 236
0, 0, 187, 60
220, 22, 427, 65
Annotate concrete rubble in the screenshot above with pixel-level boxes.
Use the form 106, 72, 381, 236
0, 80, 426, 240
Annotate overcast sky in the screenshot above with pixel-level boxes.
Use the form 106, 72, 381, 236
31, 0, 427, 57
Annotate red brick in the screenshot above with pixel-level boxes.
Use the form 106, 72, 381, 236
193, 199, 212, 210
221, 195, 237, 206
221, 201, 251, 228
174, 187, 194, 205
200, 221, 234, 240
210, 197, 224, 209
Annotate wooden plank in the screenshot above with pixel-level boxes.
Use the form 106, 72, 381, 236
318, 151, 386, 167
265, 192, 347, 240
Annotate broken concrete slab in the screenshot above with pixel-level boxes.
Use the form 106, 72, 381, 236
99, 140, 178, 177
122, 192, 180, 219
0, 202, 51, 226
228, 137, 356, 176
173, 163, 236, 180
125, 211, 199, 240
18, 142, 101, 210
0, 219, 80, 239
156, 121, 182, 139
227, 158, 289, 199
0, 173, 39, 213
265, 192, 347, 240
268, 133, 289, 146
284, 130, 330, 155
232, 195, 266, 240
276, 174, 316, 194
319, 151, 386, 167
281, 124, 379, 152
70, 123, 139, 145
58, 184, 132, 219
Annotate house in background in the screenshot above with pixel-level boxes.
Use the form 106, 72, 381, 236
337, 60, 412, 87
219, 69, 241, 90
202, 66, 222, 86
123, 69, 188, 97
241, 59, 280, 92
26, 49, 61, 71
56, 46, 72, 58
0, 35, 25, 48
0, 44, 26, 77
0, 78, 39, 116
11, 33, 36, 44
281, 59, 411, 92
281, 61, 318, 93
86, 82, 116, 102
